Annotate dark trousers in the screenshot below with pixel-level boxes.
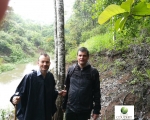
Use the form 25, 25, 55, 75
65, 109, 90, 120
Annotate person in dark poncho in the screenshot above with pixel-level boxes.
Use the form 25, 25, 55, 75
10, 53, 65, 120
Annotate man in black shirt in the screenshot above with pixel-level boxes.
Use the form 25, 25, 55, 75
62, 47, 101, 120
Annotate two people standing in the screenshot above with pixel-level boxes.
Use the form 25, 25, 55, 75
10, 47, 101, 120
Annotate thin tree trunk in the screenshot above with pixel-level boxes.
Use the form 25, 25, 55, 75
57, 0, 65, 92
53, 0, 58, 119
53, 0, 65, 120
54, 0, 58, 81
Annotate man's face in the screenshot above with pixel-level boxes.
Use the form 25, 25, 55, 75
38, 55, 50, 72
77, 51, 89, 67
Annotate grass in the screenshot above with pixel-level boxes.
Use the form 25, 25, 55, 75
66, 33, 113, 63
79, 33, 113, 53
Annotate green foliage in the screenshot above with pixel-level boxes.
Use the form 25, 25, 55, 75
98, 0, 150, 32
25, 30, 42, 47
0, 10, 54, 67
98, 4, 127, 25
10, 44, 25, 62
92, 0, 125, 19
81, 25, 107, 42
65, 0, 150, 60
90, 56, 112, 75
0, 58, 3, 65
79, 33, 113, 54
130, 67, 148, 84
66, 48, 78, 63
0, 40, 12, 55
42, 37, 55, 53
114, 59, 126, 70
0, 109, 6, 120
0, 10, 57, 74
92, 0, 103, 19
64, 0, 150, 68
113, 36, 132, 51
130, 78, 138, 85
113, 16, 150, 51
146, 69, 150, 79
0, 64, 15, 73
66, 33, 113, 63
65, 0, 98, 50
0, 108, 14, 120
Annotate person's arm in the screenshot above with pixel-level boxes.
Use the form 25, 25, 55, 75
10, 74, 29, 105
61, 69, 70, 111
92, 69, 101, 115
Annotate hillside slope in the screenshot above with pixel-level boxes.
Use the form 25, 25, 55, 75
90, 43, 150, 119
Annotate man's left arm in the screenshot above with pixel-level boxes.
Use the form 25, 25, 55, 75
93, 69, 101, 116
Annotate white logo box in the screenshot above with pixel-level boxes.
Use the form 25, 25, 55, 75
115, 105, 134, 120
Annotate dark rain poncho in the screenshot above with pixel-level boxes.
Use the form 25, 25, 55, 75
10, 70, 58, 120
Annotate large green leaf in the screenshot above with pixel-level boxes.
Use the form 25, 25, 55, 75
121, 0, 134, 12
132, 2, 150, 15
98, 4, 127, 24
147, 3, 150, 8
115, 14, 128, 32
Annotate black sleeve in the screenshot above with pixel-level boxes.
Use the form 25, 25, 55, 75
10, 74, 29, 105
51, 73, 58, 116
61, 67, 71, 110
93, 69, 101, 114
51, 73, 58, 99
10, 73, 30, 119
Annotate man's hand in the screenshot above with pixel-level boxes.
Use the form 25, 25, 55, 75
92, 114, 99, 120
62, 109, 66, 112
58, 90, 67, 97
12, 96, 21, 105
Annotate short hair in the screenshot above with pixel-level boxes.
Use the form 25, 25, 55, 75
77, 47, 89, 56
38, 52, 50, 60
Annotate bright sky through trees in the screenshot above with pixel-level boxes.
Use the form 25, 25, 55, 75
9, 0, 75, 24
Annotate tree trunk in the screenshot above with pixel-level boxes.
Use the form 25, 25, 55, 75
57, 0, 65, 92
53, 0, 65, 120
54, 0, 58, 81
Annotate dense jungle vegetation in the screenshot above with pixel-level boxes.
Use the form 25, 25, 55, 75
0, 9, 54, 73
1, 0, 150, 119
1, 0, 150, 73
